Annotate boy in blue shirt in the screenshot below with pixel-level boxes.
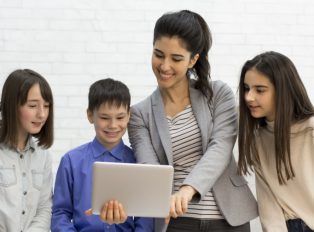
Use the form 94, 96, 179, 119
51, 79, 153, 232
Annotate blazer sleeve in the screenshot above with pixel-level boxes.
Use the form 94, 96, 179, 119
255, 170, 288, 232
183, 81, 238, 199
128, 101, 160, 165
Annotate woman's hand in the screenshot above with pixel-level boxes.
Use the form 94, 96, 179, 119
85, 200, 127, 225
165, 185, 197, 224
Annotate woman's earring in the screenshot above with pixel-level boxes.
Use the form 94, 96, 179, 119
187, 68, 197, 79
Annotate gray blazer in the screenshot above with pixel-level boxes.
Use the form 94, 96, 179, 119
128, 80, 258, 231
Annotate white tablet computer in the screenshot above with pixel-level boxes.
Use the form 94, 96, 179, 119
91, 162, 174, 217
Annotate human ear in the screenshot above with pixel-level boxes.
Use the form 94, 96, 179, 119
87, 109, 94, 123
188, 53, 199, 68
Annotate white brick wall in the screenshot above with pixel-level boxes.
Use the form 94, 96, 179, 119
1, 0, 314, 230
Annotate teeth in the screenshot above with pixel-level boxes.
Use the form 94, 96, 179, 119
160, 74, 172, 79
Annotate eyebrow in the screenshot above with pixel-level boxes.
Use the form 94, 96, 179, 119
26, 99, 50, 105
99, 112, 127, 117
244, 83, 269, 88
154, 48, 185, 58
254, 85, 269, 89
26, 99, 41, 102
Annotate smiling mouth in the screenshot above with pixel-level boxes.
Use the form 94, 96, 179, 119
159, 71, 173, 80
105, 131, 119, 136
32, 122, 43, 127
161, 75, 171, 79
248, 105, 260, 111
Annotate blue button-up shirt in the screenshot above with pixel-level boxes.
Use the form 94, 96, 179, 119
51, 138, 153, 232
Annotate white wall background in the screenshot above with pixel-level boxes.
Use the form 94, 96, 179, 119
1, 0, 314, 231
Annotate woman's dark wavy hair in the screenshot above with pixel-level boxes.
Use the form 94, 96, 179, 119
238, 51, 314, 184
0, 69, 54, 149
153, 10, 213, 100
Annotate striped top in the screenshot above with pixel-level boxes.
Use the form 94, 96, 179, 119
167, 105, 223, 219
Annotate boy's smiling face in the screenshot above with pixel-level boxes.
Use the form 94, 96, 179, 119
87, 102, 130, 150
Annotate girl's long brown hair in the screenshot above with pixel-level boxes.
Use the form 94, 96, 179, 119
238, 51, 314, 184
0, 69, 54, 149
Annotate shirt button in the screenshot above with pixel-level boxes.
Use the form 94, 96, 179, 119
22, 210, 25, 215
23, 191, 27, 195
22, 172, 26, 177
20, 155, 23, 159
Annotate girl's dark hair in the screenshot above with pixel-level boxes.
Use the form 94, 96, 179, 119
0, 69, 54, 148
88, 78, 131, 112
238, 51, 314, 184
153, 10, 213, 100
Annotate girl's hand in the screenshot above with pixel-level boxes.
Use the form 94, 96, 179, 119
165, 185, 197, 224
85, 200, 127, 225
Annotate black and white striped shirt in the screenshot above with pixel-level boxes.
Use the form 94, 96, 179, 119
167, 105, 223, 219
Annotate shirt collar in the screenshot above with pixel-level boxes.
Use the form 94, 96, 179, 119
18, 136, 36, 153
91, 137, 125, 161
265, 120, 274, 132
28, 137, 36, 150
0, 136, 36, 152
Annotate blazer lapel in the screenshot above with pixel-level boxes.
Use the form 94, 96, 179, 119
189, 86, 212, 154
152, 89, 173, 166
